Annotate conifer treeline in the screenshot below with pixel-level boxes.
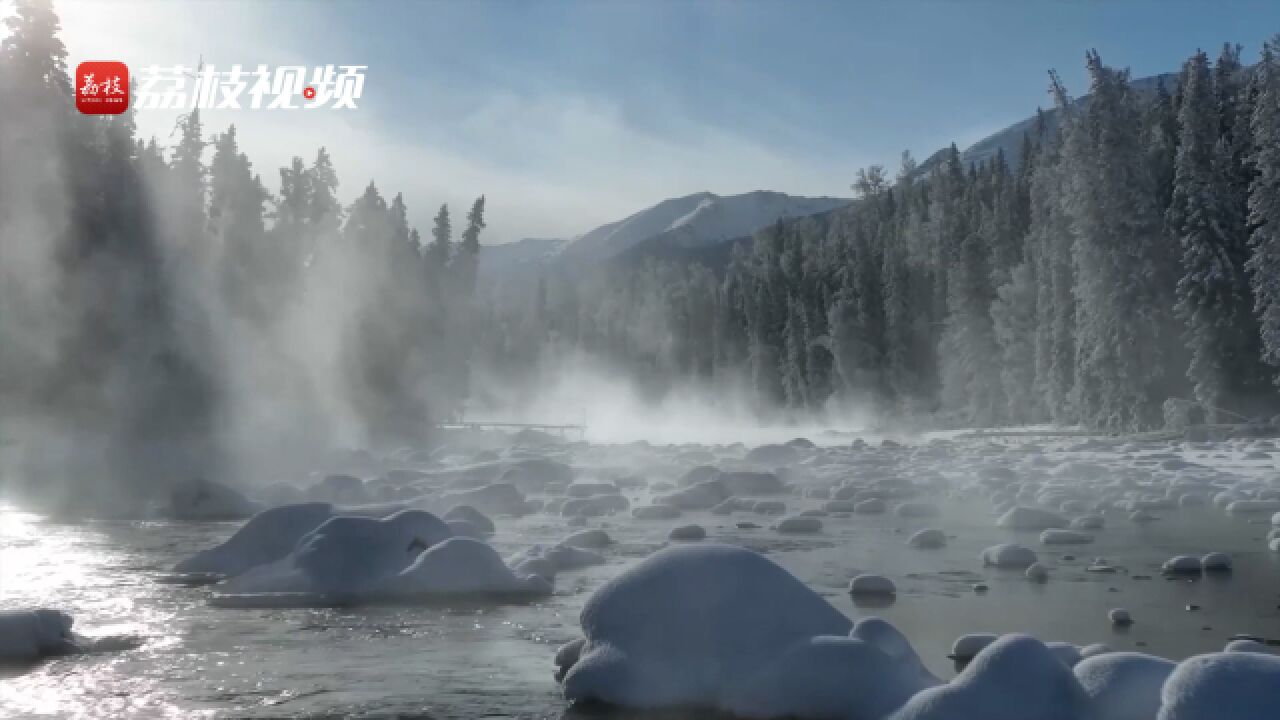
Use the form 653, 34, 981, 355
498, 41, 1280, 431
0, 0, 483, 498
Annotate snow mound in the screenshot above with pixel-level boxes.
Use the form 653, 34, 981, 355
1026, 562, 1050, 582
0, 609, 80, 663
562, 529, 612, 549
997, 506, 1069, 531
895, 501, 939, 518
775, 515, 822, 534
657, 481, 728, 510
1199, 552, 1232, 571
1226, 500, 1280, 516
443, 505, 494, 534
168, 478, 261, 521
852, 616, 941, 689
950, 633, 997, 662
1074, 652, 1174, 720
1158, 652, 1280, 720
558, 543, 853, 710
1224, 639, 1276, 654
1041, 529, 1094, 545
855, 498, 887, 514
1162, 555, 1203, 575
744, 443, 801, 466
1110, 608, 1133, 627
1047, 642, 1082, 668
752, 500, 787, 516
849, 574, 896, 596
1072, 515, 1105, 530
720, 471, 787, 495
510, 542, 606, 573
439, 483, 529, 516
633, 504, 682, 520
889, 635, 1091, 720
172, 502, 334, 578
909, 528, 948, 549
216, 509, 454, 598
981, 543, 1038, 568
383, 537, 552, 597
500, 458, 573, 491
722, 635, 927, 720
668, 524, 707, 541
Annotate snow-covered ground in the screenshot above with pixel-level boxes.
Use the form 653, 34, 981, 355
2, 429, 1279, 717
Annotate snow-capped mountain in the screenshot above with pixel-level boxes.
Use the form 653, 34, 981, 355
476, 236, 567, 286
555, 190, 850, 267
477, 191, 851, 283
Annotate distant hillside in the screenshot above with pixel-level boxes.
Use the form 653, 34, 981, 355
478, 191, 850, 283
555, 190, 849, 267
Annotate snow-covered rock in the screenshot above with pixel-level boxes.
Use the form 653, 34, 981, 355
1026, 562, 1050, 582
510, 543, 606, 573
855, 498, 887, 514
632, 504, 682, 520
0, 609, 80, 663
1157, 652, 1280, 720
557, 544, 853, 710
722, 635, 926, 720
383, 537, 551, 597
997, 506, 1069, 531
889, 635, 1091, 720
949, 633, 997, 663
1109, 608, 1133, 627
500, 458, 573, 491
172, 502, 334, 578
775, 515, 822, 534
849, 574, 896, 596
981, 543, 1038, 569
1075, 652, 1175, 720
168, 478, 261, 521
1040, 529, 1094, 545
1162, 555, 1203, 575
895, 501, 939, 518
657, 481, 728, 510
443, 505, 494, 534
744, 443, 800, 466
439, 483, 528, 516
1080, 643, 1113, 659
668, 524, 707, 541
215, 509, 454, 598
851, 616, 941, 689
752, 500, 787, 516
1200, 552, 1232, 572
1226, 500, 1280, 516
1046, 642, 1082, 668
719, 471, 787, 495
1072, 515, 1106, 530
909, 528, 947, 549
562, 529, 612, 549
1224, 639, 1276, 654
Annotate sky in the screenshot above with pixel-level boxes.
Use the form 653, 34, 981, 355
23, 0, 1280, 243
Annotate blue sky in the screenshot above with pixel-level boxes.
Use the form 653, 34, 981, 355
36, 0, 1280, 242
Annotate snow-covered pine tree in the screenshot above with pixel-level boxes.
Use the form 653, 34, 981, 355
1248, 36, 1280, 385
1169, 49, 1273, 420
